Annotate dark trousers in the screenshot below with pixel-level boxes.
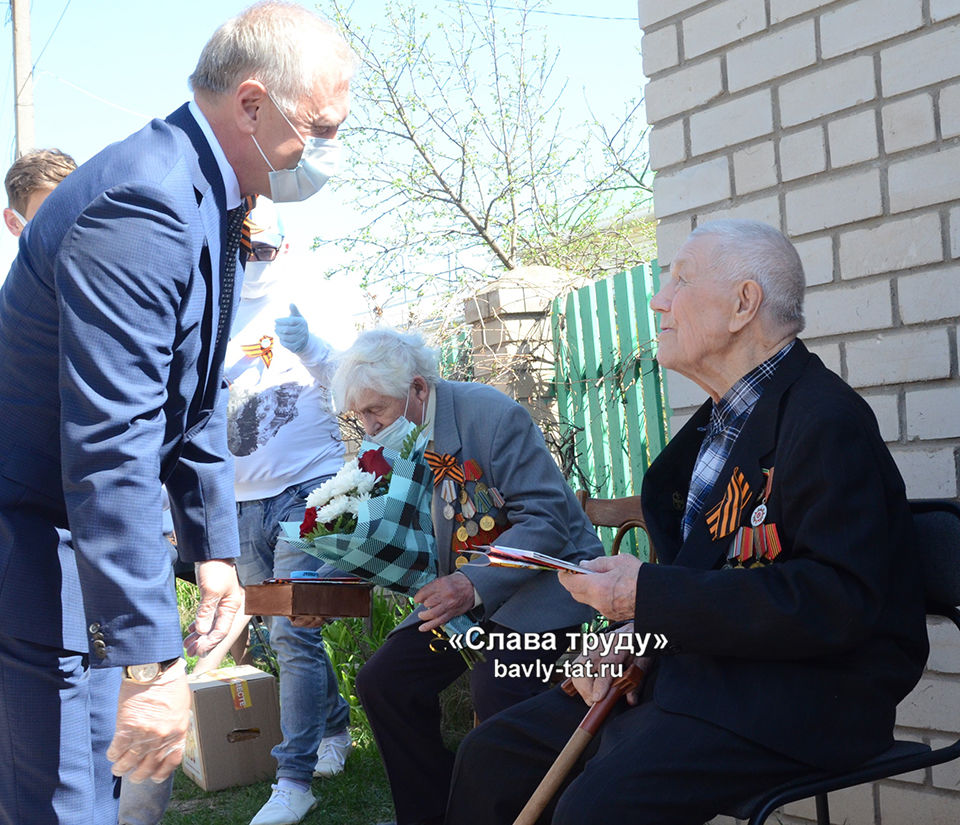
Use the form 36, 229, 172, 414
445, 686, 817, 825
356, 622, 573, 825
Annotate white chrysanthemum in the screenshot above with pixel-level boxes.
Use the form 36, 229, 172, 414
306, 460, 360, 508
317, 494, 354, 524
355, 471, 378, 495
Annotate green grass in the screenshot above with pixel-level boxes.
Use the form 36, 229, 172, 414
160, 739, 394, 825
168, 582, 474, 824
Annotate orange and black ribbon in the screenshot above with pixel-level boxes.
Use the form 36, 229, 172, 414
705, 467, 753, 541
424, 450, 465, 487
241, 334, 274, 367
240, 194, 258, 257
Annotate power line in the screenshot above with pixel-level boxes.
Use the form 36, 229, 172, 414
30, 0, 72, 80
447, 0, 637, 21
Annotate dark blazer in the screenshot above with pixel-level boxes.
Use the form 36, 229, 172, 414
0, 105, 241, 663
634, 340, 928, 770
418, 380, 600, 632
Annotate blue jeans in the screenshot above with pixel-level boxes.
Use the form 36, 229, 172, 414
235, 476, 351, 783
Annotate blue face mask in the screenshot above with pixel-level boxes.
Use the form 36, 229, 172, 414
251, 92, 341, 203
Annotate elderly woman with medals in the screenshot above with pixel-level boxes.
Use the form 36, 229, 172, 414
331, 327, 602, 825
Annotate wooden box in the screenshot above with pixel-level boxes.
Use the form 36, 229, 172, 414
243, 579, 372, 618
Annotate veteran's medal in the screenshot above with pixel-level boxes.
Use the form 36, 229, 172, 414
750, 503, 767, 526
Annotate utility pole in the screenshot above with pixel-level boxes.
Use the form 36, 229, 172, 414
11, 0, 34, 158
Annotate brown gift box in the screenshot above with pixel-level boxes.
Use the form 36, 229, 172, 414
242, 578, 372, 618
181, 665, 282, 791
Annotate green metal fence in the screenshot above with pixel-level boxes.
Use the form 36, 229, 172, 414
551, 261, 669, 557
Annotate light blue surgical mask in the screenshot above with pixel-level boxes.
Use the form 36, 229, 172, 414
251, 92, 341, 203
372, 414, 417, 453
10, 208, 27, 231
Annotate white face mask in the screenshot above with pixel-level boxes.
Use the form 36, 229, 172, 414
10, 208, 27, 230
371, 415, 417, 453
251, 92, 341, 203
371, 387, 425, 452
240, 261, 274, 300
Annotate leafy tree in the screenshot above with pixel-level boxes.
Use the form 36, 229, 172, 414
318, 0, 654, 311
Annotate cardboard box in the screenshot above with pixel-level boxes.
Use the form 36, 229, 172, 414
243, 579, 372, 618
181, 665, 282, 791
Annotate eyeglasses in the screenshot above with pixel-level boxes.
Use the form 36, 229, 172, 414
249, 242, 281, 262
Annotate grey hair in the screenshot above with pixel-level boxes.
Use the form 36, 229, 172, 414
189, 2, 356, 113
333, 328, 441, 412
690, 219, 806, 335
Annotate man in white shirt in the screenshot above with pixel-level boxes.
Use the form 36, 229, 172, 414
229, 199, 352, 825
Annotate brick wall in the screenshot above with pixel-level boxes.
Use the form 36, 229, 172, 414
638, 0, 960, 502
639, 1, 960, 822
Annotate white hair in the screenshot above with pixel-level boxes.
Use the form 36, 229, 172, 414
689, 219, 806, 335
189, 2, 356, 113
333, 328, 441, 411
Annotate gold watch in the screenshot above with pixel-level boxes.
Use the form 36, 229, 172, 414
123, 657, 181, 684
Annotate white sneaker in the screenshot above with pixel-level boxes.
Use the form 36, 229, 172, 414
249, 784, 317, 825
313, 730, 352, 777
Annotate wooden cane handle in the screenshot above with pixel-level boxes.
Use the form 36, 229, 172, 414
512, 728, 594, 825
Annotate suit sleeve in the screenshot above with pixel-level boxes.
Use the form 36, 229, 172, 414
460, 400, 599, 615
165, 381, 240, 564
56, 184, 222, 664
633, 402, 905, 659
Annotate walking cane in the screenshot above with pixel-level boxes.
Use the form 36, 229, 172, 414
512, 658, 650, 825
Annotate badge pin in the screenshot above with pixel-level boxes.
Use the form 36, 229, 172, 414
750, 504, 767, 527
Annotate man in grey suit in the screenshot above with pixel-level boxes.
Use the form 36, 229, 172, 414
0, 4, 353, 823
331, 328, 603, 825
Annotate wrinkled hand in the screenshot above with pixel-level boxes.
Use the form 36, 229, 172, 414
274, 303, 309, 353
558, 553, 642, 622
183, 560, 243, 656
569, 622, 642, 707
290, 615, 326, 628
414, 572, 476, 633
107, 660, 190, 782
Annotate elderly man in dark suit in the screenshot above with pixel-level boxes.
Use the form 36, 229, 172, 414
331, 328, 604, 825
445, 220, 929, 825
0, 4, 353, 823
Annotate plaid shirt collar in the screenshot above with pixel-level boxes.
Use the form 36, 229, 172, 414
705, 340, 795, 439
682, 340, 795, 538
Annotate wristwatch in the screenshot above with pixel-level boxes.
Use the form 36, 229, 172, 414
123, 657, 181, 684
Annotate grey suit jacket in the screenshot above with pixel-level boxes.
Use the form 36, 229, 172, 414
412, 380, 600, 633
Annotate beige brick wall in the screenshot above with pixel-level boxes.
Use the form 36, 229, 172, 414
640, 1, 960, 822
639, 0, 960, 501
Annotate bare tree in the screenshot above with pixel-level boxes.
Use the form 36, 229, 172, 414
318, 0, 654, 307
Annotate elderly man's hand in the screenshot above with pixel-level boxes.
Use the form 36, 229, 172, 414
558, 553, 642, 622
569, 622, 643, 706
414, 572, 476, 633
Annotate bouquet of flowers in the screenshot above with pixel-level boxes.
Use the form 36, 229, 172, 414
280, 426, 479, 662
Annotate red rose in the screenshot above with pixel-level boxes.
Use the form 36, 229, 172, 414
358, 446, 392, 480
300, 506, 318, 537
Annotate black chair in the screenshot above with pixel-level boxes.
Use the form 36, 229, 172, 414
725, 498, 960, 825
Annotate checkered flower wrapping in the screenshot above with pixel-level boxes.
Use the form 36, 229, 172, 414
280, 442, 474, 638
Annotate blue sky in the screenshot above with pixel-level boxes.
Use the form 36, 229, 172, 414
0, 1, 644, 327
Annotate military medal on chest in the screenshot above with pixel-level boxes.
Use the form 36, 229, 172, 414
727, 467, 782, 568
424, 451, 507, 552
